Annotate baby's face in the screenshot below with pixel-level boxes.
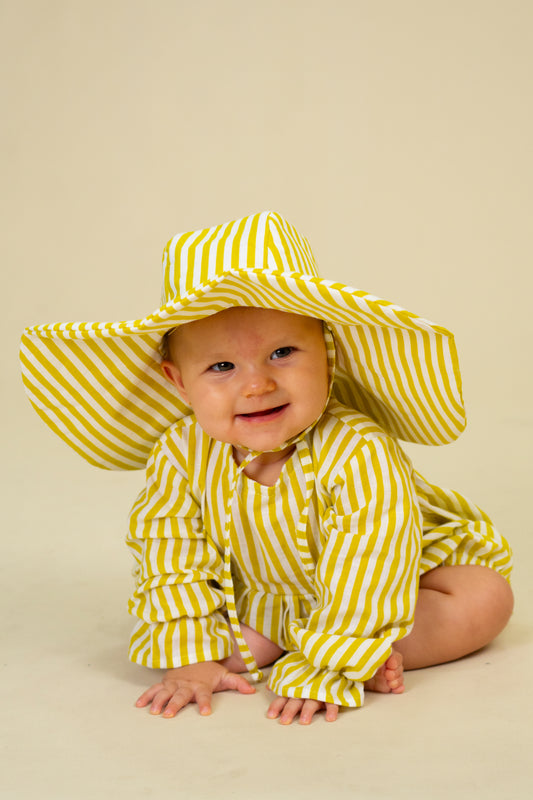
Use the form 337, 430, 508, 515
161, 307, 329, 456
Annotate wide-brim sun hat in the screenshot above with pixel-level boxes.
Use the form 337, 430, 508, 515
20, 211, 466, 470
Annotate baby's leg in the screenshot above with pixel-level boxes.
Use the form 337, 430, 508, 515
219, 623, 284, 673
395, 564, 514, 669
366, 564, 512, 694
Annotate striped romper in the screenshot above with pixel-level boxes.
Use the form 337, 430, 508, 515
126, 400, 512, 708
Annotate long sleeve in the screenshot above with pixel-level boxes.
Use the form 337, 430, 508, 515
268, 429, 422, 706
126, 422, 232, 668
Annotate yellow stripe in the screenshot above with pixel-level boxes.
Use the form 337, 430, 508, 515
24, 335, 161, 449
21, 348, 143, 469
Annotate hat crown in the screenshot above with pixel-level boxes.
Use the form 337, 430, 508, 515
161, 211, 319, 304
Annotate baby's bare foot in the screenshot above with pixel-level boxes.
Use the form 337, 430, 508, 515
365, 651, 405, 694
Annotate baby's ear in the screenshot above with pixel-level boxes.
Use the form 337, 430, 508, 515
161, 360, 190, 404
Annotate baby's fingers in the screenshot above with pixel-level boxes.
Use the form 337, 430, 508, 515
160, 686, 196, 718
220, 671, 256, 695
267, 696, 339, 725
295, 699, 323, 725
268, 697, 309, 725
295, 700, 339, 725
190, 688, 213, 717
266, 695, 288, 720
135, 682, 164, 708
324, 702, 339, 723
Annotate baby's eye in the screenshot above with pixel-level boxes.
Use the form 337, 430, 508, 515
271, 347, 294, 360
209, 361, 234, 373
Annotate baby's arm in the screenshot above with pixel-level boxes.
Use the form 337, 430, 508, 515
136, 662, 255, 718
127, 430, 237, 680
267, 431, 421, 711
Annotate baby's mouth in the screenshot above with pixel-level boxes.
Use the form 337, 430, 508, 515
238, 404, 288, 419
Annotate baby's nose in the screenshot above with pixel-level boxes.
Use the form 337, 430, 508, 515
242, 369, 276, 398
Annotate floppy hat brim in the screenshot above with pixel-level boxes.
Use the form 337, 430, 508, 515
20, 268, 465, 470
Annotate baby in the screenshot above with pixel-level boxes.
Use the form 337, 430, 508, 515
20, 211, 514, 725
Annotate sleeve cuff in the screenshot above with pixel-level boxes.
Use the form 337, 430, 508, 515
128, 613, 233, 668
267, 652, 364, 707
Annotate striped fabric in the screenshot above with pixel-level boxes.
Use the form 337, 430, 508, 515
126, 401, 512, 707
20, 211, 466, 470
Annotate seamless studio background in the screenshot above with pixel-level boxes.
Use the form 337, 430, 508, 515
1, 2, 532, 799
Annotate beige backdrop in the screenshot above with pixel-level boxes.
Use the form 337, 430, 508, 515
2, 2, 532, 798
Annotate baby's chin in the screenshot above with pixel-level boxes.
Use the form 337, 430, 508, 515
232, 423, 316, 456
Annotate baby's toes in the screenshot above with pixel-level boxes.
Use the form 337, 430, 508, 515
365, 668, 389, 694
385, 673, 404, 692
385, 663, 402, 681
365, 650, 406, 694
385, 650, 403, 672
383, 651, 405, 692
384, 668, 405, 693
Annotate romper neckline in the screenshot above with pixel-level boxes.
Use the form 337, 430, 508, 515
238, 439, 305, 492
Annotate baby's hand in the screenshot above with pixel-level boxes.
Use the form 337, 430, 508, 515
267, 695, 339, 725
136, 661, 255, 718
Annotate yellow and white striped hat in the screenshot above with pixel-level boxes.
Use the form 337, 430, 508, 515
20, 210, 466, 470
